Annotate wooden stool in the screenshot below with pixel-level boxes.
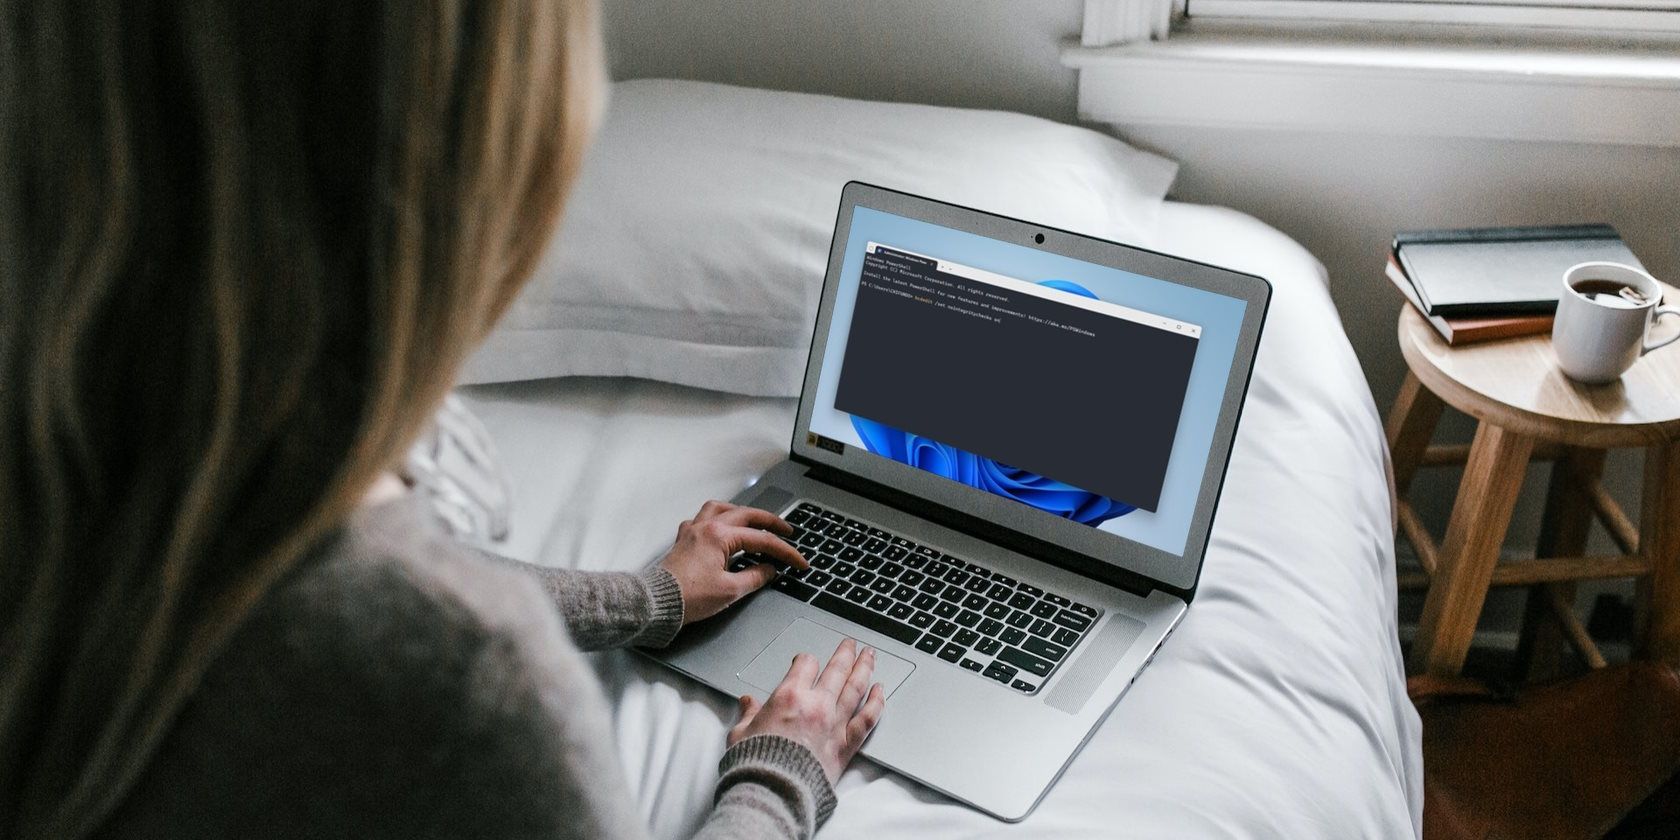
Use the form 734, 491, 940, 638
1387, 296, 1680, 677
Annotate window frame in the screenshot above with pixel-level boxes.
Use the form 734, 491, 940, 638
1187, 0, 1680, 34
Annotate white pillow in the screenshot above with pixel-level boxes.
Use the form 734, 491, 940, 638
460, 79, 1179, 397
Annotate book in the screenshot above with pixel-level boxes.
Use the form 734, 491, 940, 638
1386, 256, 1553, 345
1393, 224, 1644, 317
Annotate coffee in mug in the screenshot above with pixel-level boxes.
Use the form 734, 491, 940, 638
1551, 262, 1680, 384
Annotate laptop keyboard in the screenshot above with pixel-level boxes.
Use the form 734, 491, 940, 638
729, 501, 1102, 695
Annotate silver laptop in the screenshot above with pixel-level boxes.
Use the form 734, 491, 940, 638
647, 182, 1270, 820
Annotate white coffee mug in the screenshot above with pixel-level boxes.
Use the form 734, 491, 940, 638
1551, 261, 1680, 384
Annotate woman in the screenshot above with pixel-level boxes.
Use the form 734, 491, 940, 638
0, 2, 881, 838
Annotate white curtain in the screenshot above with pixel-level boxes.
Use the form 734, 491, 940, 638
1081, 0, 1179, 45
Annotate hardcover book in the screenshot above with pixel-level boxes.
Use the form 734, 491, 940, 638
1385, 257, 1552, 346
1393, 224, 1644, 317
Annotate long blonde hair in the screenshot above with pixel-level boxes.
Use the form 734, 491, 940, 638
0, 2, 602, 836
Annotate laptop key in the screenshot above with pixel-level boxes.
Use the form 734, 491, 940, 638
1006, 609, 1033, 628
863, 537, 888, 553
1052, 627, 1080, 646
772, 576, 819, 602
1043, 593, 1071, 608
892, 584, 916, 602
924, 560, 949, 578
1001, 628, 1027, 646
841, 530, 867, 547
869, 578, 894, 595
942, 568, 970, 587
915, 635, 942, 654
1030, 601, 1059, 619
1030, 619, 1055, 638
1022, 635, 1068, 661
984, 661, 1018, 683
991, 574, 1018, 588
839, 546, 863, 562
851, 570, 876, 587
809, 593, 922, 645
998, 646, 1053, 677
912, 593, 938, 611
962, 593, 987, 611
821, 539, 845, 555
1012, 680, 1036, 693
798, 533, 824, 549
984, 602, 1011, 620
832, 561, 856, 578
899, 570, 924, 587
859, 554, 883, 570
810, 553, 835, 569
954, 628, 980, 647
939, 585, 964, 603
955, 610, 981, 628
901, 553, 925, 569
868, 594, 893, 612
1017, 583, 1044, 597
937, 643, 964, 663
824, 579, 851, 597
978, 618, 1005, 637
963, 562, 990, 578
963, 577, 989, 593
918, 578, 944, 594
1008, 592, 1035, 610
1053, 609, 1093, 632
931, 620, 958, 638
977, 638, 1003, 656
1070, 602, 1099, 617
884, 545, 910, 562
909, 610, 934, 628
933, 602, 958, 619
879, 561, 902, 578
889, 603, 913, 621
960, 658, 984, 672
987, 583, 1012, 601
845, 587, 870, 605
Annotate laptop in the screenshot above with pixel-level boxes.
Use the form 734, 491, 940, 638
647, 182, 1270, 820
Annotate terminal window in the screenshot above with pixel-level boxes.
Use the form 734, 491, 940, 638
834, 244, 1200, 513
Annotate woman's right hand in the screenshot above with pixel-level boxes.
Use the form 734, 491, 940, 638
727, 638, 886, 783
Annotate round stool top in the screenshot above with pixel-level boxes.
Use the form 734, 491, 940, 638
1398, 283, 1680, 448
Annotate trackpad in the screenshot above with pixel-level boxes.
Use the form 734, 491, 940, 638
738, 619, 916, 700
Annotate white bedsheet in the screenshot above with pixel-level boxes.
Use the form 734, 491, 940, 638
460, 202, 1423, 839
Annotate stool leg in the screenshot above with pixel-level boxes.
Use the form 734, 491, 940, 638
1516, 446, 1606, 681
1386, 371, 1444, 500
1411, 423, 1534, 676
1637, 441, 1680, 663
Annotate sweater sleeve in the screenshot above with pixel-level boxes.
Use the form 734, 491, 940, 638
695, 736, 839, 839
475, 548, 685, 651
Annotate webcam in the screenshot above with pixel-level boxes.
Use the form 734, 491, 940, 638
1034, 233, 1045, 244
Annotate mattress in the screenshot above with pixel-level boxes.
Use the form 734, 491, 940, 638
459, 201, 1424, 838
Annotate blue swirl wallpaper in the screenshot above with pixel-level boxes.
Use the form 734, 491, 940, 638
845, 278, 1137, 528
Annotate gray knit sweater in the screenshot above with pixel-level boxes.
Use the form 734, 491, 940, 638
103, 497, 836, 839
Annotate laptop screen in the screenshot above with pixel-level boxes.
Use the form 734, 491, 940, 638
800, 199, 1258, 580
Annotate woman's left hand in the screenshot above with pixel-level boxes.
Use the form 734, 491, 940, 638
659, 500, 808, 625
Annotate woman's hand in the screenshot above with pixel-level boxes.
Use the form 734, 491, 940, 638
658, 500, 808, 625
728, 639, 886, 783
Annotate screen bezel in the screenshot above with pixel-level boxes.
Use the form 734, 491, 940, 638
791, 182, 1271, 595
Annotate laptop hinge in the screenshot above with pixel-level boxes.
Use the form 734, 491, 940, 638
796, 458, 1161, 600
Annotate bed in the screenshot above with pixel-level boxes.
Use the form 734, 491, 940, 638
455, 81, 1423, 838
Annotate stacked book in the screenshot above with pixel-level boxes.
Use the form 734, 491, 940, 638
1387, 224, 1645, 345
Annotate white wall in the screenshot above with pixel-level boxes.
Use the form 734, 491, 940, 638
603, 0, 1084, 121
603, 0, 1680, 632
